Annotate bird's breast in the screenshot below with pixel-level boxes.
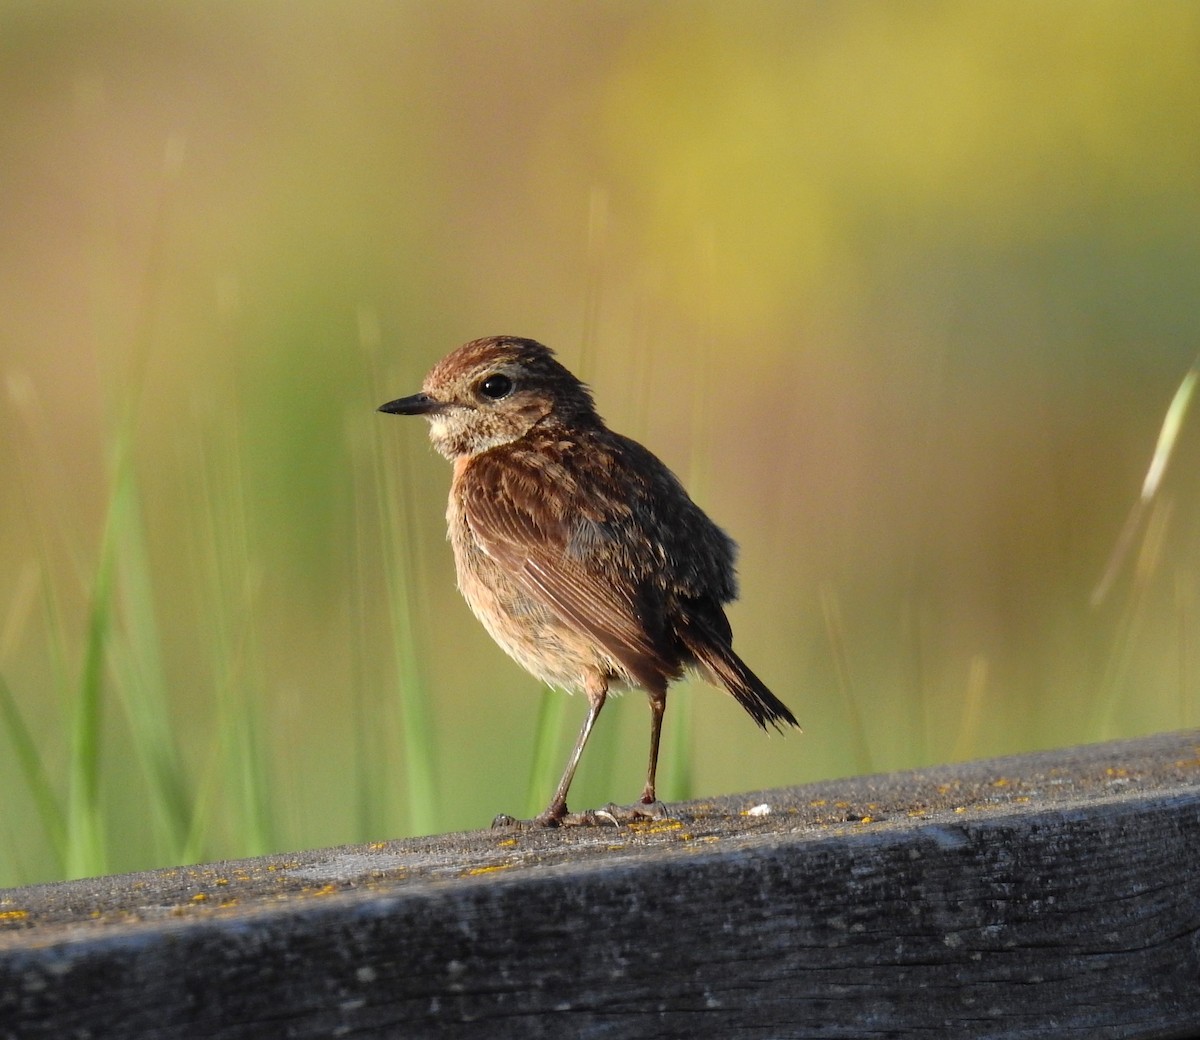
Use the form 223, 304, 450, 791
444, 477, 616, 691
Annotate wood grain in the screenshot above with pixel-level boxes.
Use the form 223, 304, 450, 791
2, 730, 1199, 1039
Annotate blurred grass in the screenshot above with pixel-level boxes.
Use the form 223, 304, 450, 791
65, 438, 119, 880
0, 672, 65, 871
3, 1, 1200, 886
372, 388, 440, 835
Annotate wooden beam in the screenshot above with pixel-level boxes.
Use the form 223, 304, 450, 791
2, 730, 1199, 1038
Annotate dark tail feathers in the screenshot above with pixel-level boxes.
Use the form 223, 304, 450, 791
680, 618, 800, 733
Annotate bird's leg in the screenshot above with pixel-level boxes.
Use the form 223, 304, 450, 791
493, 678, 607, 829
533, 674, 607, 826
568, 686, 672, 826
641, 685, 667, 805
492, 676, 672, 828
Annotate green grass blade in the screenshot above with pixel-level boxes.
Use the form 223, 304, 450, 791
65, 477, 121, 880
373, 420, 439, 835
660, 679, 695, 803
0, 673, 67, 869
200, 427, 275, 858
524, 689, 568, 818
108, 471, 194, 860
1093, 357, 1199, 606
820, 582, 874, 775
1142, 363, 1197, 501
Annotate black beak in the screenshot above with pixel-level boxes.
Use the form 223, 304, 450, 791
378, 393, 441, 416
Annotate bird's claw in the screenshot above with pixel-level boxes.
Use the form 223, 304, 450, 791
601, 799, 670, 823
491, 800, 671, 829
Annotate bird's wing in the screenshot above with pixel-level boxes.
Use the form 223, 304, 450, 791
460, 450, 672, 691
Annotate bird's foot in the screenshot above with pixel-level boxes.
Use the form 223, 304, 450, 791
490, 800, 670, 830
562, 800, 671, 826
491, 803, 570, 829
490, 812, 560, 829
598, 799, 671, 824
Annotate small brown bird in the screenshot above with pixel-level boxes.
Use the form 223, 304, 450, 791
379, 336, 798, 826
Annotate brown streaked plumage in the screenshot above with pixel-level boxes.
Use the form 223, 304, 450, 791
379, 335, 798, 826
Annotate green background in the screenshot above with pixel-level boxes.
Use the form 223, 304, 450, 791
2, 1, 1199, 885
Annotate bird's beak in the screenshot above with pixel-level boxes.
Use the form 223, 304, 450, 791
378, 393, 442, 416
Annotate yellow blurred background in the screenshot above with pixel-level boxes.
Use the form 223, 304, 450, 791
2, 1, 1199, 884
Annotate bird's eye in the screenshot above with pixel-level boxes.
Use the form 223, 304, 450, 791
478, 374, 514, 400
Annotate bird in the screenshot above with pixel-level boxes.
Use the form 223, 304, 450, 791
379, 335, 798, 826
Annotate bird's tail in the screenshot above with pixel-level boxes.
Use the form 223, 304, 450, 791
680, 618, 800, 733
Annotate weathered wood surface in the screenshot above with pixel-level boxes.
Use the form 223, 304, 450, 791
2, 730, 1199, 1040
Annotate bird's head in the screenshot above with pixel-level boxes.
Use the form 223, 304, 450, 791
379, 336, 599, 459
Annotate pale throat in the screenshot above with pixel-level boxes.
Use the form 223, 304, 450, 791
427, 403, 548, 459
426, 413, 493, 459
